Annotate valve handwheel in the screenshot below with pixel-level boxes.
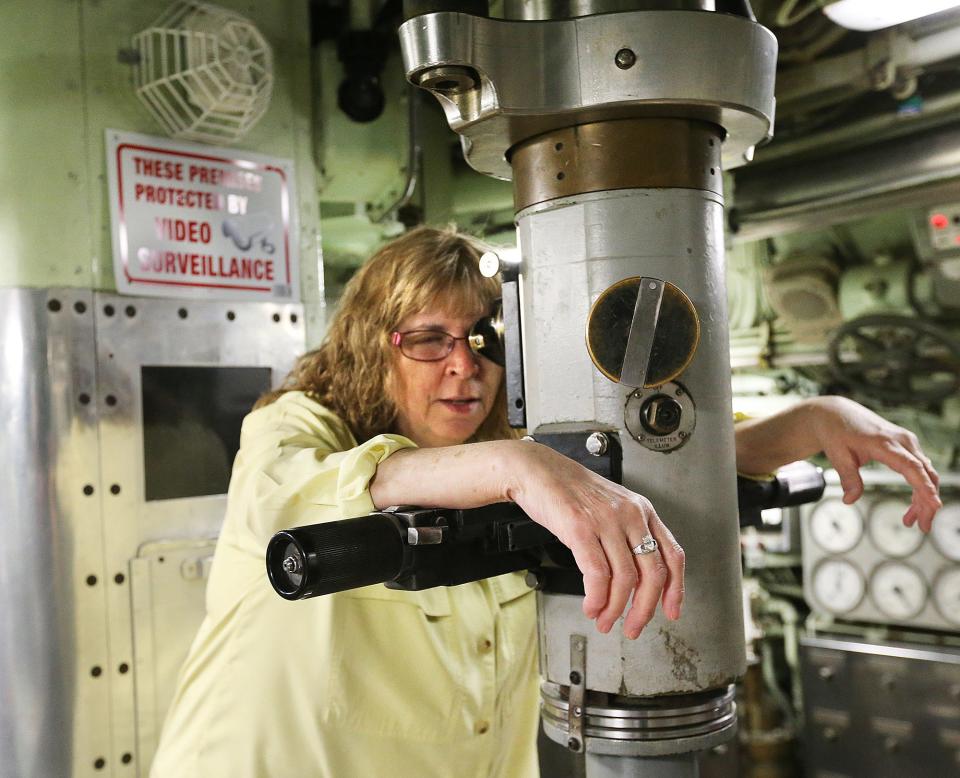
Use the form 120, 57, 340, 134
828, 314, 960, 403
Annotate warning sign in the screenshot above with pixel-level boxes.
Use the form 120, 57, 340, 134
106, 130, 299, 301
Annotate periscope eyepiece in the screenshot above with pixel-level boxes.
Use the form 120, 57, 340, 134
468, 300, 505, 366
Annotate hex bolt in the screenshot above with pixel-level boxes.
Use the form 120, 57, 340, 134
585, 432, 609, 457
569, 671, 582, 685
573, 706, 583, 717
568, 737, 581, 752
615, 48, 636, 70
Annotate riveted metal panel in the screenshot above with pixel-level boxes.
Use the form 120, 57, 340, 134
92, 293, 303, 774
0, 288, 109, 777
801, 635, 960, 777
0, 288, 305, 777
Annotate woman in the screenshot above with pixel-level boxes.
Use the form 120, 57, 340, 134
152, 226, 940, 778
151, 226, 684, 778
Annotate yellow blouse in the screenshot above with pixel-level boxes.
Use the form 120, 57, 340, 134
151, 391, 540, 778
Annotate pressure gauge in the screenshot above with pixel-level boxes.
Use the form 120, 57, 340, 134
811, 559, 866, 615
809, 499, 863, 554
931, 504, 960, 561
868, 498, 925, 558
932, 567, 960, 626
869, 562, 927, 621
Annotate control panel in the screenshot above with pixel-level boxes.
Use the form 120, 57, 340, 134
801, 472, 960, 631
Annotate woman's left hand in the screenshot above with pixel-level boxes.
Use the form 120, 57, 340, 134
735, 396, 942, 532
808, 397, 941, 531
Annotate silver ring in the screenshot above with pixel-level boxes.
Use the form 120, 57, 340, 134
631, 536, 658, 556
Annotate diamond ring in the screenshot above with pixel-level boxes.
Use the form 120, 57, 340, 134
631, 536, 658, 556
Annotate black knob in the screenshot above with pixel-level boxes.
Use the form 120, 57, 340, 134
640, 395, 682, 436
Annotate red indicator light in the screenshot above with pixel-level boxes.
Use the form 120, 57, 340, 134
955, 235, 960, 245
931, 213, 949, 229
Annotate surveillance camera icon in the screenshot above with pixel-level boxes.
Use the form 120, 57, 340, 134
222, 212, 276, 254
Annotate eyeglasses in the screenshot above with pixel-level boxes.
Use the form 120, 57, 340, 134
391, 329, 486, 362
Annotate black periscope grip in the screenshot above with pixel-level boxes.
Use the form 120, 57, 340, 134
737, 461, 826, 528
266, 461, 827, 600
266, 513, 406, 600
266, 504, 558, 600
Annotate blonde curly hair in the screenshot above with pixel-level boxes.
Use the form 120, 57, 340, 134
258, 225, 514, 443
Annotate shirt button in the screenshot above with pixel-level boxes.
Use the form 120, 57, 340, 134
475, 720, 490, 735
477, 638, 493, 654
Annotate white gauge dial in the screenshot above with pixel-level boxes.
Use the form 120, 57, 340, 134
868, 498, 925, 558
931, 504, 960, 561
933, 568, 960, 625
810, 499, 863, 554
811, 559, 866, 615
870, 562, 927, 621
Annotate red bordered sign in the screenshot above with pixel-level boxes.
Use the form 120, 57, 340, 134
106, 130, 299, 301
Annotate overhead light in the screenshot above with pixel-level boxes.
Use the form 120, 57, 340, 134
823, 0, 960, 31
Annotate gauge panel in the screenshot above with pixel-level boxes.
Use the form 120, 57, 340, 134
801, 479, 958, 630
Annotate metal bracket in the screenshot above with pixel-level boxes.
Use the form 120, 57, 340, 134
503, 277, 527, 428
620, 277, 664, 389
406, 526, 444, 545
568, 634, 587, 752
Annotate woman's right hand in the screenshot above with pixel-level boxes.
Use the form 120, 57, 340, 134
505, 441, 685, 640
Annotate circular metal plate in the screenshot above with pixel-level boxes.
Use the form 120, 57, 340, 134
587, 277, 699, 387
624, 382, 696, 452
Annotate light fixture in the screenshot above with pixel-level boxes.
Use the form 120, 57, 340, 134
823, 0, 960, 31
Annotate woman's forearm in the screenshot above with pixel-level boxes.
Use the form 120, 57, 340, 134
734, 398, 829, 476
369, 439, 520, 510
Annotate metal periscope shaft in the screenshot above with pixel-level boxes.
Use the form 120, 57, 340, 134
517, 120, 740, 775
398, 2, 777, 773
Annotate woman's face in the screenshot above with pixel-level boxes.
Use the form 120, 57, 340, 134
390, 307, 503, 448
